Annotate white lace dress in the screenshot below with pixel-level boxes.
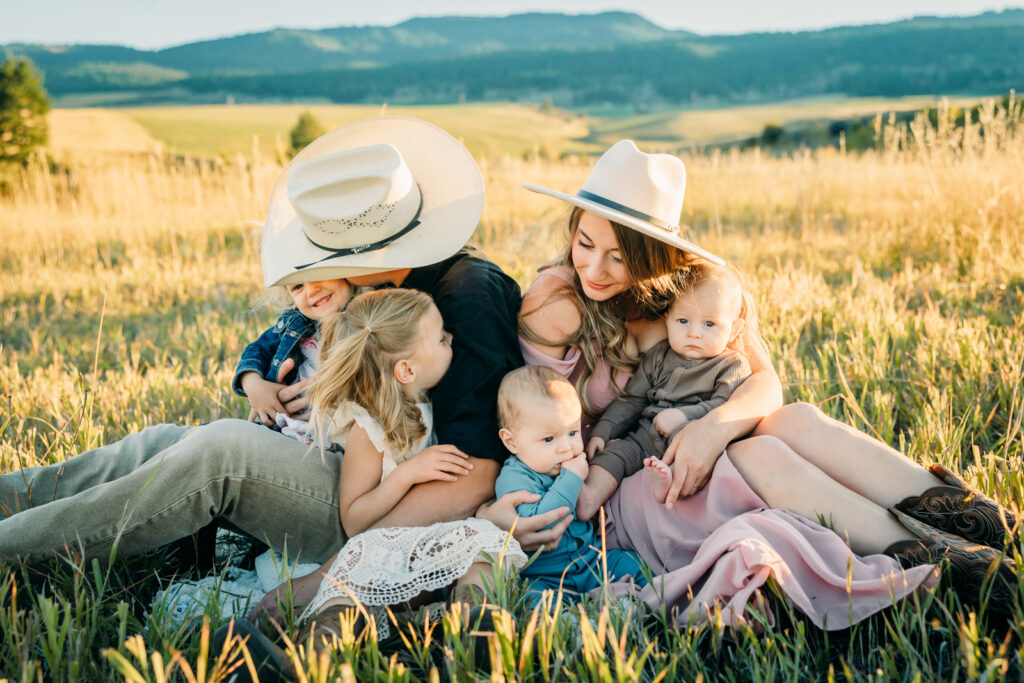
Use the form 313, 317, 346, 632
302, 401, 526, 619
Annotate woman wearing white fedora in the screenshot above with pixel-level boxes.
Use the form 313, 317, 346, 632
0, 118, 577, 579
496, 139, 1018, 626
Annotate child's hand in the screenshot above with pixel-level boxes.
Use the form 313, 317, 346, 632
562, 451, 589, 479
585, 437, 605, 460
653, 408, 688, 438
241, 372, 288, 426
398, 444, 473, 485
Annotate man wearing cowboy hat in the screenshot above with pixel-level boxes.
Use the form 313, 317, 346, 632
0, 117, 573, 578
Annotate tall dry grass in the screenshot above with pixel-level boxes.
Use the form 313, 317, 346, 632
1, 98, 1023, 680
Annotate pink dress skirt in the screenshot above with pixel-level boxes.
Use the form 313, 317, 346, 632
521, 266, 937, 630
602, 457, 937, 629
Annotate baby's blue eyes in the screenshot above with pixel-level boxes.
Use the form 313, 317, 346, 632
678, 318, 716, 328
543, 431, 578, 443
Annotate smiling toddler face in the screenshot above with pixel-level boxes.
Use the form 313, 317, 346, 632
287, 279, 352, 321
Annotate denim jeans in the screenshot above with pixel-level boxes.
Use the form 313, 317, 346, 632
0, 419, 346, 565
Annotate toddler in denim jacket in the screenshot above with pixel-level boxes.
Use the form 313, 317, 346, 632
232, 279, 353, 442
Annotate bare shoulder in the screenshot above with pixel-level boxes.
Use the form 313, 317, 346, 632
520, 273, 582, 346
625, 317, 668, 354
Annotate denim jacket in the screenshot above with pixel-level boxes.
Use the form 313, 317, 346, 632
232, 309, 317, 396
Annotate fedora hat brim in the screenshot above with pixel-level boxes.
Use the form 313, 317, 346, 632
263, 116, 485, 287
522, 183, 724, 266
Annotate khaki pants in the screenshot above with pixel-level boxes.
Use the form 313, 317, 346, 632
0, 420, 346, 565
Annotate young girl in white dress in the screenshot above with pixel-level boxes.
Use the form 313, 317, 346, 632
299, 287, 525, 637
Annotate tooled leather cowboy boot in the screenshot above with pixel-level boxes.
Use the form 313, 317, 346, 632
885, 508, 1018, 621
893, 463, 1019, 552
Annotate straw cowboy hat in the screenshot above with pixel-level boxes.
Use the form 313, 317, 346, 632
262, 116, 485, 287
523, 140, 723, 265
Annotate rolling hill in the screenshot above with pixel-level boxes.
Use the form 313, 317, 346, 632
4, 10, 1023, 106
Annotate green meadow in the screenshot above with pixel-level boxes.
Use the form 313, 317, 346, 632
121, 103, 590, 160
43, 95, 980, 162
1, 98, 1023, 680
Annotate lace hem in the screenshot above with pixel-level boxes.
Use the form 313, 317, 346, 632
302, 519, 526, 619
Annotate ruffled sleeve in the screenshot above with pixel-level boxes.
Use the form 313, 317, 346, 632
326, 401, 388, 455
519, 338, 585, 377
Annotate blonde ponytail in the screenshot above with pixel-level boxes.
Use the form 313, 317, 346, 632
311, 288, 435, 454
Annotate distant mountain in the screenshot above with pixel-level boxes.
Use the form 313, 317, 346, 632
4, 10, 1023, 105
7, 12, 677, 86
152, 12, 679, 73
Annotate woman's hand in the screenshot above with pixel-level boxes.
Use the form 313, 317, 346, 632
476, 491, 572, 551
241, 373, 288, 425
586, 437, 605, 460
660, 349, 783, 500
660, 416, 731, 501
397, 444, 473, 484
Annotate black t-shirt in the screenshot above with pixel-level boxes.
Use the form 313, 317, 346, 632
401, 249, 524, 462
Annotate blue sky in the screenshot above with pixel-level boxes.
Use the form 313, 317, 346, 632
3, 0, 1023, 48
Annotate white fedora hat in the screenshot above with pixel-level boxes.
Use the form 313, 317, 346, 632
262, 116, 485, 287
523, 140, 723, 265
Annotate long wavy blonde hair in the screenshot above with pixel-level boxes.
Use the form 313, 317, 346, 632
520, 206, 699, 416
311, 288, 434, 454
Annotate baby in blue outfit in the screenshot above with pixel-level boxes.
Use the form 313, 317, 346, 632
494, 366, 647, 603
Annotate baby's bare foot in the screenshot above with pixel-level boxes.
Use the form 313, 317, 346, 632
645, 457, 673, 506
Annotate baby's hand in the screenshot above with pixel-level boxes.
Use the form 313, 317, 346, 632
585, 437, 605, 460
653, 408, 688, 438
399, 444, 473, 485
241, 373, 288, 426
562, 452, 589, 479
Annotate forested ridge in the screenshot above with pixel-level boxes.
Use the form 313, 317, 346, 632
6, 9, 1023, 105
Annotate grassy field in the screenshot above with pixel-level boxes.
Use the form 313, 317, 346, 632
120, 103, 590, 161
45, 96, 984, 162
1, 99, 1024, 680
581, 95, 965, 148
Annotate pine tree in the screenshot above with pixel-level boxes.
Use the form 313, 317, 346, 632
290, 110, 326, 155
0, 58, 50, 164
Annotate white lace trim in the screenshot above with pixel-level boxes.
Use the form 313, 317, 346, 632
302, 519, 526, 619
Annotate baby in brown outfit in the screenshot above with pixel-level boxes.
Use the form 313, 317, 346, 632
581, 263, 752, 516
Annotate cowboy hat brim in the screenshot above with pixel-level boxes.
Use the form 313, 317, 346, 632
522, 183, 724, 266
263, 116, 485, 287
